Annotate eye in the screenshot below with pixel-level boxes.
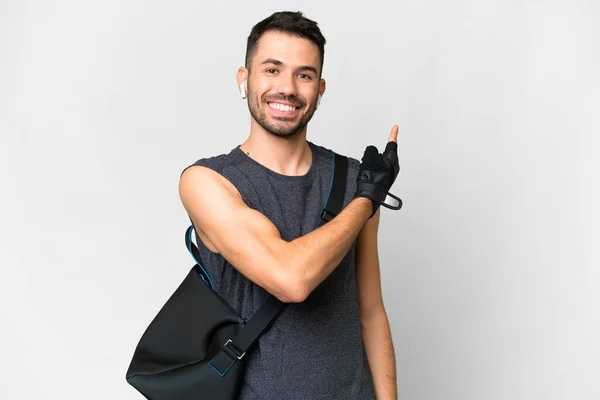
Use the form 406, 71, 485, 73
266, 69, 278, 74
298, 73, 312, 80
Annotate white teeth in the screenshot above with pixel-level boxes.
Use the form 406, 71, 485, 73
269, 102, 296, 112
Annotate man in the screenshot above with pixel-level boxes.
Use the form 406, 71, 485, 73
179, 11, 400, 400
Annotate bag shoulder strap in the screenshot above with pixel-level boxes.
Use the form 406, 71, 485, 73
191, 152, 348, 375
318, 152, 349, 226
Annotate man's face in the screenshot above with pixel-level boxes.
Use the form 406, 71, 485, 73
246, 31, 323, 138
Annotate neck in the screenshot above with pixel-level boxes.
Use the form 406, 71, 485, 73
240, 121, 312, 176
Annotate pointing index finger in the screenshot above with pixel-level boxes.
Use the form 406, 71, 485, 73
388, 125, 399, 143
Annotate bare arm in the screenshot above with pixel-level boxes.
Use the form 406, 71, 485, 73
179, 166, 372, 303
356, 209, 397, 399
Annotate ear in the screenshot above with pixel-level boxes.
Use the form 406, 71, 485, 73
315, 79, 326, 108
237, 67, 248, 97
319, 78, 326, 97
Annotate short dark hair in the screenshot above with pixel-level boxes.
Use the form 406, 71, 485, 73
245, 11, 326, 75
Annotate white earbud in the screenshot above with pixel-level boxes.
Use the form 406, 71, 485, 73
316, 94, 322, 108
240, 82, 246, 99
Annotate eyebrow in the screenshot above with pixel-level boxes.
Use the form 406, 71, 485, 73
260, 58, 318, 75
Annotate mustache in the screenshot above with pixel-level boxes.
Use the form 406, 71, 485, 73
263, 95, 304, 108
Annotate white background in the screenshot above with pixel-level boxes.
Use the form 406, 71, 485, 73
1, 1, 599, 399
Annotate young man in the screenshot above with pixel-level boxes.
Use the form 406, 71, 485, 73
179, 11, 400, 400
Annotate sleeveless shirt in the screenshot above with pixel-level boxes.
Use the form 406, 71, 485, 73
186, 140, 375, 400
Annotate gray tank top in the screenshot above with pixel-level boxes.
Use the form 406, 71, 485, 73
187, 140, 375, 400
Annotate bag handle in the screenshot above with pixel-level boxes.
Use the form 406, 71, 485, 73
185, 225, 215, 290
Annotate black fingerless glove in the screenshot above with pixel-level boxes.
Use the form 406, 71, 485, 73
353, 141, 402, 217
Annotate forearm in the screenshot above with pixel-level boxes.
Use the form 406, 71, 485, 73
289, 197, 372, 296
361, 309, 397, 400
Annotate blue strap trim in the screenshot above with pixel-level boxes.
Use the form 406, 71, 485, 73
187, 227, 215, 291
209, 353, 237, 377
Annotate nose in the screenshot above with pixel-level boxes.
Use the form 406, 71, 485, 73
276, 72, 298, 97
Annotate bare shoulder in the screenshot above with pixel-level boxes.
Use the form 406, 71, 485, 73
179, 165, 246, 253
180, 165, 242, 201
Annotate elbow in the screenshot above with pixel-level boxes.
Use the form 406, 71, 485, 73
262, 241, 312, 303
270, 258, 311, 303
282, 280, 310, 303
270, 271, 309, 303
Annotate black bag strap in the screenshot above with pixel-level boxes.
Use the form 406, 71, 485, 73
318, 152, 349, 226
188, 152, 348, 375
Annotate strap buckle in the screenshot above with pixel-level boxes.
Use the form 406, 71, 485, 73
224, 339, 246, 360
320, 208, 337, 223
209, 339, 246, 377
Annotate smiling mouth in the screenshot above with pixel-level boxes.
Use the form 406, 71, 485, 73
267, 102, 301, 113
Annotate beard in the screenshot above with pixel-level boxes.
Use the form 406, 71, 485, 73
247, 87, 318, 138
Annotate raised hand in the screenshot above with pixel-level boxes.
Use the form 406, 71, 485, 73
353, 125, 402, 218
